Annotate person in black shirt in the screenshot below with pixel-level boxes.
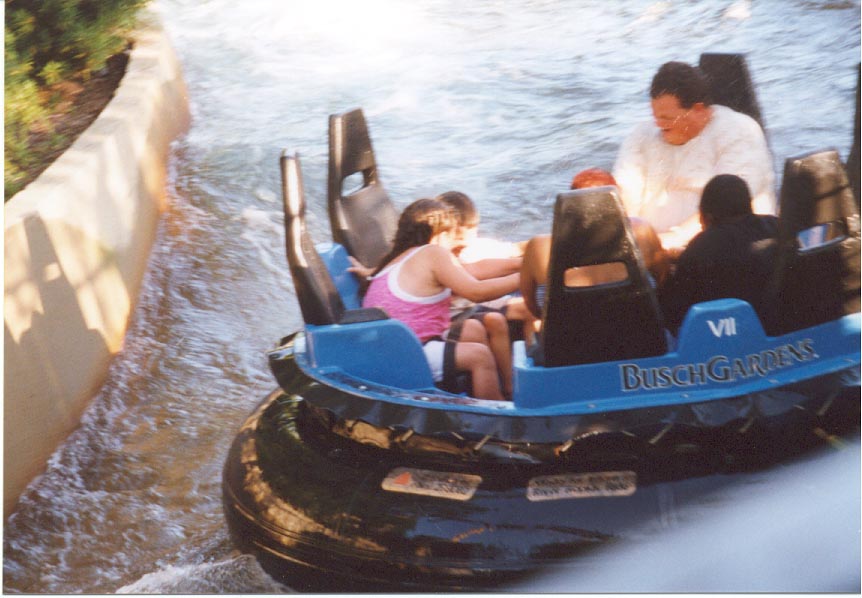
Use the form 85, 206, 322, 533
659, 173, 778, 333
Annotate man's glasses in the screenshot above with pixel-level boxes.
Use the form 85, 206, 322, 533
656, 108, 692, 127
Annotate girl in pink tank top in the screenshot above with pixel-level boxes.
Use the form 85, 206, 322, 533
363, 245, 451, 342
359, 198, 520, 401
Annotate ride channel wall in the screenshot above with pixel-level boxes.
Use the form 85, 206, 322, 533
3, 5, 190, 518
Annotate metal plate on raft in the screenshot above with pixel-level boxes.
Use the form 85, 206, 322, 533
381, 467, 482, 501
527, 471, 637, 501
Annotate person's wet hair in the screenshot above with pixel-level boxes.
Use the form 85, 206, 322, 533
437, 191, 479, 228
371, 198, 457, 276
571, 168, 617, 190
650, 61, 712, 108
700, 174, 753, 221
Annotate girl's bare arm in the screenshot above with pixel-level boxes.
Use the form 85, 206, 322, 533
432, 246, 519, 302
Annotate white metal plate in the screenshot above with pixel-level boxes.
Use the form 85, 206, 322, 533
527, 471, 637, 501
381, 467, 482, 501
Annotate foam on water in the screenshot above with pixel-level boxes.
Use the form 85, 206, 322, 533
116, 554, 293, 594
238, 207, 289, 278
723, 0, 752, 20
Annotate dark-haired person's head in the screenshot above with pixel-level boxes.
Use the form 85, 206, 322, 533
436, 191, 479, 253
372, 197, 457, 275
650, 61, 712, 107
649, 61, 714, 146
395, 197, 457, 246
699, 174, 753, 226
436, 190, 478, 228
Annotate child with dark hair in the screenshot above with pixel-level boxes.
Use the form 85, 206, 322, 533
361, 198, 519, 400
436, 190, 524, 272
435, 190, 535, 343
659, 174, 779, 332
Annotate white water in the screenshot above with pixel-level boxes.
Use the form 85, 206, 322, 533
3, 0, 859, 593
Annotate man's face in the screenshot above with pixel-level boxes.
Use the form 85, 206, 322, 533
651, 94, 698, 145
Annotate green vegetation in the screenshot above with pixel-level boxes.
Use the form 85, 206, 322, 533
5, 0, 148, 200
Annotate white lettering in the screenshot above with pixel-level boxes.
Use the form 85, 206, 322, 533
708, 317, 737, 338
707, 319, 723, 337
619, 339, 818, 392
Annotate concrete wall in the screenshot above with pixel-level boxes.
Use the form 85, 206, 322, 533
3, 6, 190, 518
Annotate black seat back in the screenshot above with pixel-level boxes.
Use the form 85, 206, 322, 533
846, 64, 860, 208
699, 53, 765, 129
282, 151, 346, 325
540, 187, 668, 367
327, 108, 398, 269
765, 149, 861, 335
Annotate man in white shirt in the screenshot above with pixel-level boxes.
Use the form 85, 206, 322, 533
613, 61, 776, 251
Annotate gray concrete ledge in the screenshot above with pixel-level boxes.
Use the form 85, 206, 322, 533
4, 5, 190, 518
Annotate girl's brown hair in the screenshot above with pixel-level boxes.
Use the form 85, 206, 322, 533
371, 198, 457, 276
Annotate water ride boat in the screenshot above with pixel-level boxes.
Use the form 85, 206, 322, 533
222, 54, 861, 592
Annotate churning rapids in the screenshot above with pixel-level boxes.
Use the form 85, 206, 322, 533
3, 0, 860, 593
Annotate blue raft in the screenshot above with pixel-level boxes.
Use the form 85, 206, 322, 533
223, 56, 861, 592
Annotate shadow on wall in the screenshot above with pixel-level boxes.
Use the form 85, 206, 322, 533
3, 6, 190, 518
4, 216, 116, 515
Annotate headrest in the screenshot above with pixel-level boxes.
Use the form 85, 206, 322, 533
540, 186, 667, 367
777, 149, 859, 240
281, 151, 346, 326
699, 52, 765, 128
327, 108, 398, 268
328, 108, 377, 180
548, 186, 636, 267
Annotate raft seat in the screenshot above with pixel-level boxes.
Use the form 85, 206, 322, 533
317, 242, 362, 310
538, 187, 668, 368
699, 52, 766, 130
281, 151, 438, 391
328, 108, 399, 271
846, 65, 859, 206
281, 151, 387, 326
764, 149, 861, 336
305, 319, 435, 390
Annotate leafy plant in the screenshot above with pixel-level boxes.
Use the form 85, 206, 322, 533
4, 0, 148, 201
